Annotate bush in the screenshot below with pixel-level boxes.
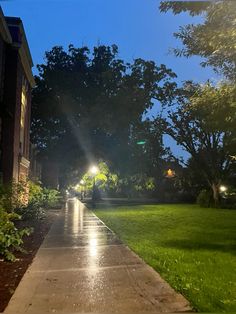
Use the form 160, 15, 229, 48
0, 180, 61, 221
15, 181, 44, 220
196, 189, 213, 207
41, 188, 60, 208
16, 203, 45, 221
0, 180, 60, 261
16, 182, 60, 220
0, 206, 32, 261
28, 181, 44, 205
221, 190, 236, 209
0, 180, 28, 212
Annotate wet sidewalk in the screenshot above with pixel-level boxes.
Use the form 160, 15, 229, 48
5, 199, 192, 313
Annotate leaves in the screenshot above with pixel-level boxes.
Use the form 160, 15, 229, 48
31, 44, 177, 184
160, 0, 236, 80
159, 82, 236, 202
0, 207, 32, 261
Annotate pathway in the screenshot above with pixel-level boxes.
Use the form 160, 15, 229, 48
5, 199, 192, 313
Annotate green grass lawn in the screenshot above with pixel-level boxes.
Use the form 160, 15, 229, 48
94, 204, 236, 312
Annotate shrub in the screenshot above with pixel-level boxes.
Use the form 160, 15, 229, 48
196, 189, 213, 207
0, 180, 28, 212
16, 203, 45, 221
16, 182, 60, 220
221, 190, 236, 209
0, 206, 32, 261
15, 181, 45, 220
28, 181, 44, 205
42, 188, 60, 208
0, 180, 60, 221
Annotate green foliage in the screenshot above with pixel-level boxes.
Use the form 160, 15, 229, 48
0, 206, 32, 261
160, 0, 236, 80
79, 160, 157, 197
160, 1, 209, 16
0, 180, 60, 220
28, 181, 60, 209
41, 188, 60, 208
0, 180, 28, 212
18, 183, 60, 220
145, 177, 155, 191
122, 174, 156, 196
96, 204, 236, 312
80, 161, 119, 193
196, 190, 213, 208
12, 181, 44, 220
0, 180, 59, 261
17, 202, 45, 221
160, 82, 236, 205
28, 180, 44, 205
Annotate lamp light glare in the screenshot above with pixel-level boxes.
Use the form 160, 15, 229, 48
90, 165, 98, 175
219, 185, 227, 192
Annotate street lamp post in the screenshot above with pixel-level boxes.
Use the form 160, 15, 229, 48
89, 165, 98, 208
80, 179, 85, 201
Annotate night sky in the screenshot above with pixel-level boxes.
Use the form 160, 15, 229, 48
1, 0, 219, 159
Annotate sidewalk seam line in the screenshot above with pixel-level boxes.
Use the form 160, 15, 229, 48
30, 264, 144, 273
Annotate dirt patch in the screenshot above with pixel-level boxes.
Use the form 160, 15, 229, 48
0, 210, 59, 312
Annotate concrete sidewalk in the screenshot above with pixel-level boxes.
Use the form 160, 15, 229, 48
4, 199, 192, 314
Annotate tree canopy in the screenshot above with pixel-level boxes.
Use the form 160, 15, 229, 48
31, 44, 177, 186
159, 0, 236, 80
159, 82, 236, 205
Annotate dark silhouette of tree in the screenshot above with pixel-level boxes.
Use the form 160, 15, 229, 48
158, 82, 236, 206
31, 44, 177, 185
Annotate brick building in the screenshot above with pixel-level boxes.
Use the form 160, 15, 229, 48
0, 7, 35, 184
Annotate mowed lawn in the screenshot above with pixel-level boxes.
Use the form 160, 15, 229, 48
95, 204, 236, 312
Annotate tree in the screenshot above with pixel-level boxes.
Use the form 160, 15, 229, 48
159, 82, 236, 206
31, 44, 177, 185
79, 161, 119, 194
159, 0, 236, 81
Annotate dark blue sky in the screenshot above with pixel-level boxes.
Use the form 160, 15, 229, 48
1, 0, 218, 159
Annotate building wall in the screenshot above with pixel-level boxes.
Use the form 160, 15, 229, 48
0, 36, 6, 181
0, 36, 5, 102
0, 11, 34, 184
1, 45, 17, 182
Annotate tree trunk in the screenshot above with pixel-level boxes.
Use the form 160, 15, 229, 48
212, 183, 220, 208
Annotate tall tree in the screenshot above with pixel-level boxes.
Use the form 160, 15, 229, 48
158, 82, 236, 206
159, 0, 236, 81
31, 44, 177, 184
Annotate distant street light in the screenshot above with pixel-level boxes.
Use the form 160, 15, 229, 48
219, 185, 227, 192
166, 168, 175, 178
90, 166, 98, 175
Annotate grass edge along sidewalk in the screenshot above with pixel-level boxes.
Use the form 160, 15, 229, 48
94, 203, 236, 313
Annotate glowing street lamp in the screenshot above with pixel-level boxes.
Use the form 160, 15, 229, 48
166, 168, 175, 178
219, 185, 227, 193
90, 166, 98, 175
